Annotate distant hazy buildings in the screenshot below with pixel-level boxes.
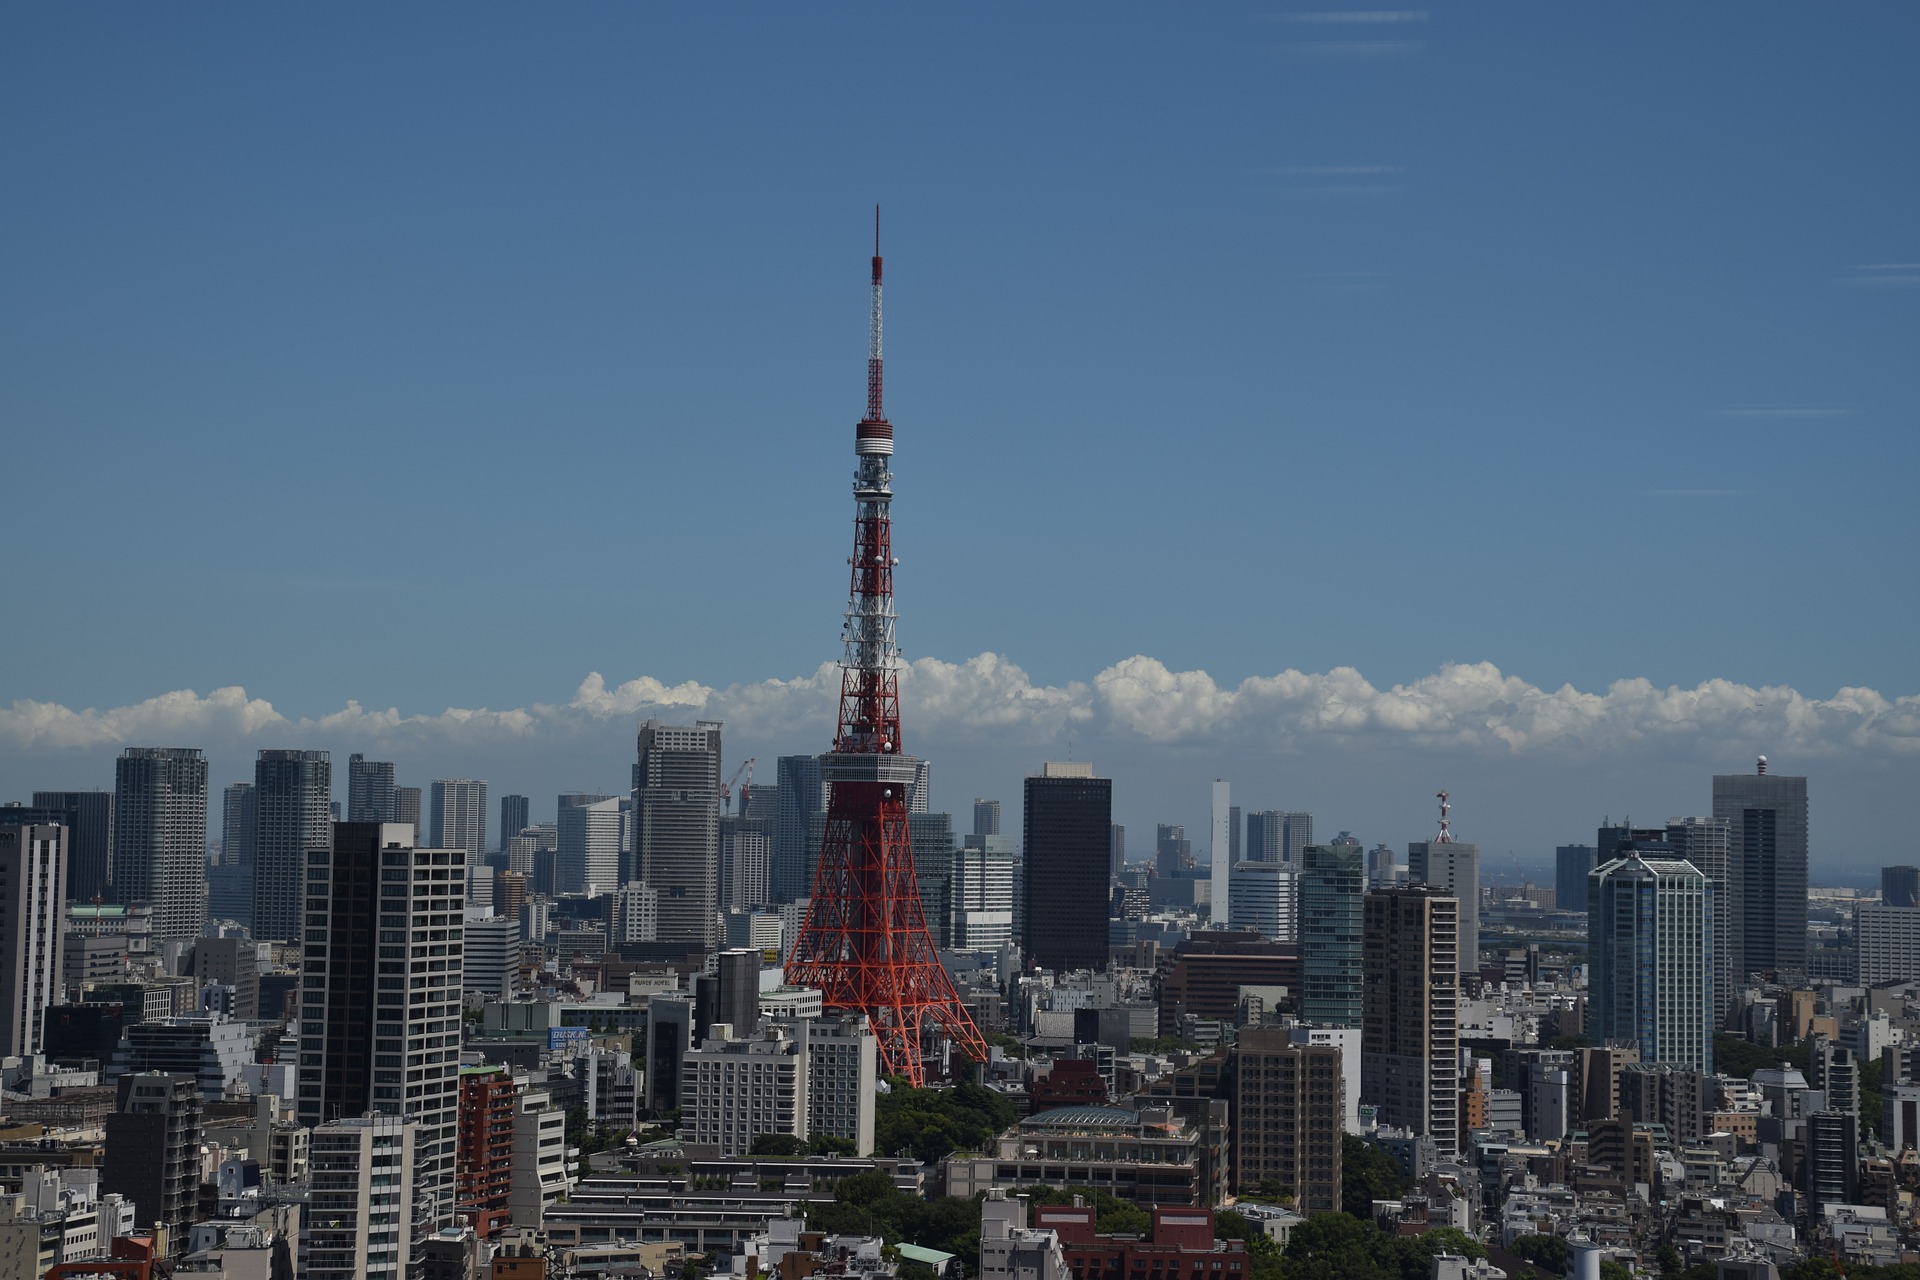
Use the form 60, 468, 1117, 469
635, 720, 723, 950
1884, 866, 1920, 910
393, 786, 422, 835
1714, 759, 1808, 980
430, 779, 489, 863
499, 794, 530, 852
1589, 848, 1713, 1072
1023, 762, 1112, 974
772, 754, 824, 903
31, 790, 113, 903
1555, 844, 1596, 914
973, 799, 1001, 838
253, 749, 331, 944
1210, 780, 1232, 925
112, 747, 207, 942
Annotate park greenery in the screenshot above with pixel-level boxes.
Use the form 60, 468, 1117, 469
873, 1077, 1018, 1163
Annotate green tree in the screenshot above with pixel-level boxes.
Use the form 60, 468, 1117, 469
1340, 1135, 1411, 1218
808, 1134, 858, 1156
1599, 1263, 1632, 1280
1510, 1235, 1571, 1276
750, 1132, 807, 1156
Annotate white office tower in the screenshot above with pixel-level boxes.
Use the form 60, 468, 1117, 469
506, 825, 557, 879
723, 910, 784, 951
429, 779, 488, 862
683, 1022, 807, 1156
953, 835, 1016, 948
1210, 780, 1232, 925
462, 915, 520, 998
510, 1080, 572, 1227
1228, 862, 1296, 942
802, 1014, 878, 1156
0, 822, 66, 1057
304, 1115, 416, 1280
558, 797, 622, 896
1589, 850, 1713, 1072
616, 882, 659, 944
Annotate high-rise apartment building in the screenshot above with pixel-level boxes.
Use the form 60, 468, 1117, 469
1407, 838, 1479, 977
1855, 904, 1920, 985
719, 810, 773, 912
1210, 781, 1232, 925
1884, 866, 1920, 910
557, 796, 622, 896
973, 799, 1001, 838
910, 811, 957, 950
393, 786, 422, 835
103, 1072, 202, 1255
32, 791, 113, 903
683, 1022, 807, 1157
1362, 887, 1461, 1157
772, 754, 824, 903
1664, 816, 1734, 1016
253, 749, 331, 944
456, 1067, 516, 1239
634, 721, 723, 949
1156, 824, 1190, 878
306, 1115, 416, 1280
803, 1013, 879, 1156
1022, 763, 1112, 973
430, 780, 489, 863
1555, 845, 1596, 914
498, 795, 530, 852
190, 935, 260, 1021
1245, 811, 1281, 863
0, 822, 66, 1057
111, 747, 207, 942
1713, 759, 1808, 980
1298, 843, 1364, 1027
1589, 849, 1713, 1072
347, 755, 396, 824
298, 822, 465, 1245
1230, 1028, 1344, 1209
221, 782, 257, 869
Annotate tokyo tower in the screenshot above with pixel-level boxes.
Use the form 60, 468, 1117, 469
784, 212, 991, 1085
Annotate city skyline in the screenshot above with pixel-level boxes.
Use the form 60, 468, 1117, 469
3, 6, 1916, 876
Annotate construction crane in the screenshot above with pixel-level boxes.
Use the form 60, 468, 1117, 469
719, 757, 756, 814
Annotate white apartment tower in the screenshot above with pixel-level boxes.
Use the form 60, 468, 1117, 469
0, 822, 66, 1057
304, 1115, 416, 1280
634, 720, 723, 949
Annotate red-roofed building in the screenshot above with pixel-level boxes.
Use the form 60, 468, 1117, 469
1031, 1059, 1109, 1116
1031, 1204, 1246, 1280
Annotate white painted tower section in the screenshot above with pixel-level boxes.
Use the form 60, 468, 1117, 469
1211, 779, 1232, 925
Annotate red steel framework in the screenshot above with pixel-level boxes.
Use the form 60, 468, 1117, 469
785, 212, 990, 1085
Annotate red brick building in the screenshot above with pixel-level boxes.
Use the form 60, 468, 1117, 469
1031, 1059, 1109, 1116
457, 1066, 518, 1238
1032, 1204, 1247, 1280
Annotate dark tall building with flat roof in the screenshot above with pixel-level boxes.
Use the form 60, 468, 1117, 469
1362, 887, 1461, 1157
635, 721, 722, 949
1555, 845, 1596, 914
393, 785, 422, 835
347, 754, 396, 824
254, 749, 331, 944
773, 755, 824, 902
499, 794, 530, 851
1298, 843, 1364, 1027
1884, 867, 1920, 910
31, 791, 113, 903
972, 799, 1001, 838
111, 748, 207, 942
1713, 758, 1809, 980
104, 1071, 202, 1255
1023, 763, 1112, 973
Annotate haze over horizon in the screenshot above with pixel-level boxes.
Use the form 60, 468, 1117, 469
3, 5, 1914, 877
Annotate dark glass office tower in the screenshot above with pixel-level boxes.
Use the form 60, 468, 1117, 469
31, 790, 114, 903
1022, 763, 1112, 973
1713, 759, 1809, 979
347, 754, 396, 823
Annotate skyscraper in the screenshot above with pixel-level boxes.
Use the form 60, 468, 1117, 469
306, 1115, 416, 1280
1362, 886, 1461, 1157
1022, 763, 1112, 973
1407, 796, 1479, 977
111, 747, 207, 942
1884, 866, 1920, 910
556, 796, 621, 896
720, 810, 774, 912
909, 811, 957, 949
103, 1072, 202, 1255
498, 794, 530, 852
221, 782, 257, 869
31, 791, 113, 903
1229, 805, 1241, 861
1228, 861, 1296, 941
1665, 816, 1735, 1018
772, 754, 824, 903
298, 821, 464, 1249
953, 833, 1015, 948
393, 786, 422, 835
1299, 842, 1364, 1026
0, 821, 65, 1056
347, 755, 396, 823
253, 749, 331, 944
634, 720, 723, 949
1554, 844, 1597, 914
972, 799, 1001, 838
1210, 780, 1232, 925
1280, 812, 1314, 865
430, 779, 488, 863
1156, 824, 1190, 877
1246, 811, 1283, 863
1110, 823, 1126, 879
1713, 758, 1809, 980
1589, 848, 1713, 1072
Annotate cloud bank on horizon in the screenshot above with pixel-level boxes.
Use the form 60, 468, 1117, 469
4, 655, 1916, 760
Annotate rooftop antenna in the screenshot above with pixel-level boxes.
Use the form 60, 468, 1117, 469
1434, 790, 1455, 844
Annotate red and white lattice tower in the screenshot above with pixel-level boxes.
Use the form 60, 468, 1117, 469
784, 213, 990, 1085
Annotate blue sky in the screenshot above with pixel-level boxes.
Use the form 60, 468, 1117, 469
3, 5, 1915, 873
